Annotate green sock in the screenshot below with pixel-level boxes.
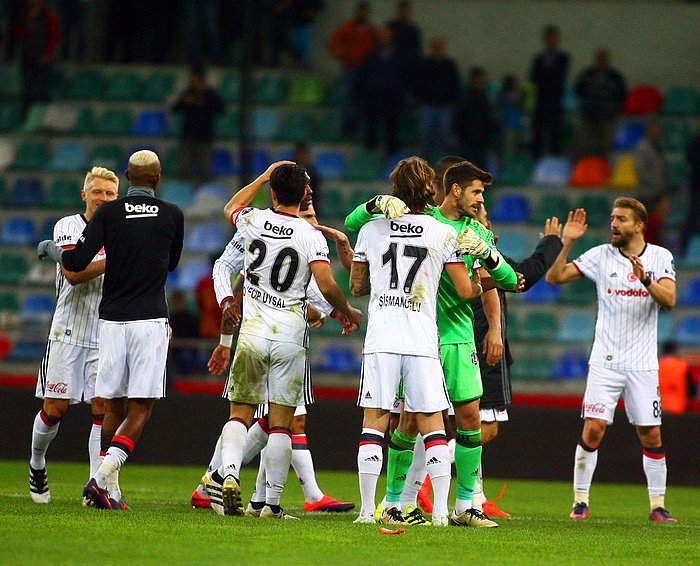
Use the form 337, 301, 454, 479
455, 428, 482, 505
386, 430, 416, 504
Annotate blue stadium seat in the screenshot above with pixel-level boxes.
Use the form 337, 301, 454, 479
676, 316, 700, 346
531, 156, 572, 186
248, 149, 271, 175
172, 259, 211, 291
382, 152, 414, 180
613, 121, 646, 150
682, 236, 700, 268
312, 343, 361, 373
161, 181, 195, 208
184, 223, 230, 254
8, 336, 46, 361
489, 194, 530, 223
657, 312, 674, 344
680, 278, 700, 306
211, 148, 239, 176
0, 217, 36, 245
251, 109, 281, 140
20, 293, 55, 323
550, 349, 588, 379
520, 278, 561, 303
132, 110, 169, 136
47, 140, 89, 172
187, 183, 230, 216
313, 151, 347, 181
38, 217, 59, 241
556, 311, 596, 343
494, 229, 527, 259
6, 178, 43, 207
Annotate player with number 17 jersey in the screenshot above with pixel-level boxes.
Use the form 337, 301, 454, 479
232, 206, 331, 346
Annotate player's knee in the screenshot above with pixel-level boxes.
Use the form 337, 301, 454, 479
583, 419, 606, 444
43, 398, 69, 419
291, 415, 306, 434
637, 425, 662, 447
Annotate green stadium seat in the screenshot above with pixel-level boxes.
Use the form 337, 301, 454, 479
348, 188, 377, 210
398, 113, 418, 146
0, 253, 28, 284
556, 312, 595, 344
0, 292, 19, 313
662, 87, 700, 115
12, 141, 50, 170
506, 309, 520, 340
72, 107, 96, 135
220, 73, 241, 103
662, 121, 691, 151
96, 109, 133, 136
0, 64, 21, 97
105, 71, 141, 101
498, 154, 534, 186
519, 311, 558, 341
66, 70, 105, 99
530, 194, 570, 226
325, 76, 344, 106
560, 277, 597, 305
666, 159, 688, 189
19, 104, 48, 133
288, 77, 326, 105
0, 140, 14, 170
213, 112, 240, 140
90, 143, 123, 170
163, 146, 181, 175
0, 103, 22, 132
49, 68, 66, 99
312, 110, 342, 143
511, 355, 552, 381
0, 177, 6, 204
141, 72, 176, 103
254, 75, 289, 104
276, 111, 316, 142
570, 234, 602, 259
322, 188, 347, 218
334, 266, 351, 296
576, 195, 611, 225
168, 113, 183, 137
44, 178, 84, 208
344, 150, 383, 182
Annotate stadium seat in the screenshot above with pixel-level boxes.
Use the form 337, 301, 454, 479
0, 103, 22, 132
220, 73, 241, 103
520, 278, 561, 303
97, 109, 133, 136
0, 139, 15, 170
20, 293, 55, 323
556, 311, 595, 343
12, 141, 50, 170
560, 277, 597, 305
288, 77, 325, 106
489, 193, 530, 223
498, 154, 534, 186
511, 355, 552, 381
657, 312, 674, 344
398, 112, 418, 146
680, 278, 700, 306
0, 292, 19, 313
569, 156, 611, 187
531, 156, 572, 187
662, 87, 700, 115
187, 183, 230, 217
661, 120, 691, 152
0, 177, 6, 204
622, 85, 663, 115
676, 316, 700, 347
47, 140, 89, 172
105, 71, 141, 101
494, 229, 527, 259
276, 111, 316, 142
172, 259, 211, 291
613, 121, 646, 150
141, 72, 176, 103
40, 104, 78, 133
347, 188, 377, 210
0, 217, 36, 245
161, 180, 194, 208
518, 311, 558, 341
66, 70, 105, 99
666, 159, 688, 189
6, 178, 43, 207
570, 234, 602, 260
37, 217, 59, 241
313, 151, 347, 181
550, 350, 588, 379
211, 148, 238, 176
44, 179, 83, 208
184, 222, 230, 253
322, 188, 347, 218
72, 106, 97, 135
254, 75, 289, 105
213, 112, 240, 140
163, 146, 181, 174
8, 336, 46, 362
0, 252, 28, 284
325, 76, 344, 106
247, 149, 272, 176
608, 154, 638, 189
133, 110, 169, 136
344, 150, 383, 182
382, 153, 414, 180
576, 195, 611, 225
313, 110, 343, 143
530, 194, 570, 226
19, 103, 48, 133
168, 113, 183, 137
90, 143, 123, 170
251, 109, 281, 141
313, 343, 360, 373
683, 236, 700, 267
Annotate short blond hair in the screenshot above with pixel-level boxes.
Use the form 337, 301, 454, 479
83, 166, 119, 192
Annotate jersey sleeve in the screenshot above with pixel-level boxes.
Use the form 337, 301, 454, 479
657, 249, 676, 282
352, 225, 369, 263
307, 229, 330, 265
307, 277, 334, 315
572, 245, 602, 280
472, 222, 517, 289
233, 206, 256, 228
213, 233, 245, 306
61, 207, 107, 273
53, 217, 80, 249
344, 202, 378, 233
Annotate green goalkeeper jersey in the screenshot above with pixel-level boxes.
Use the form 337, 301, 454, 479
344, 202, 517, 345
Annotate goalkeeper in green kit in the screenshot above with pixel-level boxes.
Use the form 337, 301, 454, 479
345, 159, 518, 527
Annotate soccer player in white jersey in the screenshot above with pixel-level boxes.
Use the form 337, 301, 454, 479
350, 157, 481, 526
546, 198, 677, 522
30, 167, 119, 503
209, 164, 362, 518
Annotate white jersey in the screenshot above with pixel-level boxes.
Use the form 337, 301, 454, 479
573, 243, 675, 371
233, 207, 330, 346
353, 215, 463, 358
49, 214, 105, 348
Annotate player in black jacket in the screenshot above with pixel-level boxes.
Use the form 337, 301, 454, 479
38, 150, 184, 509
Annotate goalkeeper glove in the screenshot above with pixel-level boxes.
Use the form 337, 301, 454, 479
457, 227, 503, 269
367, 195, 409, 219
37, 240, 64, 264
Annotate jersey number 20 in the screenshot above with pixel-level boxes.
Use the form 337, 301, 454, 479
247, 239, 300, 293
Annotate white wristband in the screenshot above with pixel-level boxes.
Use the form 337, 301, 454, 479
219, 334, 233, 348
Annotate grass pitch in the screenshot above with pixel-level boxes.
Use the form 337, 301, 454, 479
1, 460, 698, 565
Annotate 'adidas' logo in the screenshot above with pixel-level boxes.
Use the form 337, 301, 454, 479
364, 455, 381, 462
397, 474, 406, 481
364, 391, 372, 399
426, 457, 441, 465
610, 272, 618, 278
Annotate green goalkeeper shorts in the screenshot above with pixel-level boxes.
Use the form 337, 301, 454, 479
441, 343, 482, 404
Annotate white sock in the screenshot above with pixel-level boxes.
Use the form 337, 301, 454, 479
573, 442, 598, 502
357, 428, 384, 515
473, 460, 485, 505
242, 418, 270, 465
250, 447, 267, 504
291, 434, 324, 503
264, 429, 292, 506
424, 438, 450, 519
643, 448, 667, 510
221, 418, 248, 480
88, 415, 103, 478
107, 467, 121, 501
30, 411, 61, 470
206, 436, 222, 474
400, 434, 426, 510
95, 446, 128, 489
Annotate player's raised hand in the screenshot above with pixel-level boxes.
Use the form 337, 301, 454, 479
457, 226, 491, 258
207, 345, 231, 375
562, 209, 588, 242
512, 272, 526, 292
259, 160, 296, 183
314, 223, 350, 245
371, 195, 409, 219
540, 216, 562, 239
629, 254, 646, 282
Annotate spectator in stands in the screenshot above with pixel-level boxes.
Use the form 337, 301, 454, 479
293, 142, 324, 214
196, 254, 222, 339
414, 37, 460, 159
498, 74, 526, 157
658, 342, 693, 414
58, 0, 87, 62
386, 0, 421, 58
185, 0, 222, 65
288, 0, 324, 69
7, 0, 59, 117
681, 130, 700, 254
357, 25, 407, 156
529, 25, 569, 159
645, 194, 670, 247
453, 67, 497, 169
575, 48, 627, 158
168, 290, 201, 375
327, 1, 376, 136
634, 123, 669, 206
172, 66, 224, 183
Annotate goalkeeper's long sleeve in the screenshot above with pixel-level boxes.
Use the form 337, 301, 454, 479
344, 202, 377, 233
482, 250, 518, 290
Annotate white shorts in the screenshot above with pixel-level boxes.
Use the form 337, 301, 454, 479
480, 407, 509, 422
359, 352, 449, 414
36, 341, 99, 404
96, 319, 169, 399
254, 404, 308, 419
226, 333, 307, 407
582, 364, 662, 426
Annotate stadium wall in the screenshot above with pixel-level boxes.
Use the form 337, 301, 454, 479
314, 0, 700, 89
2, 389, 698, 486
